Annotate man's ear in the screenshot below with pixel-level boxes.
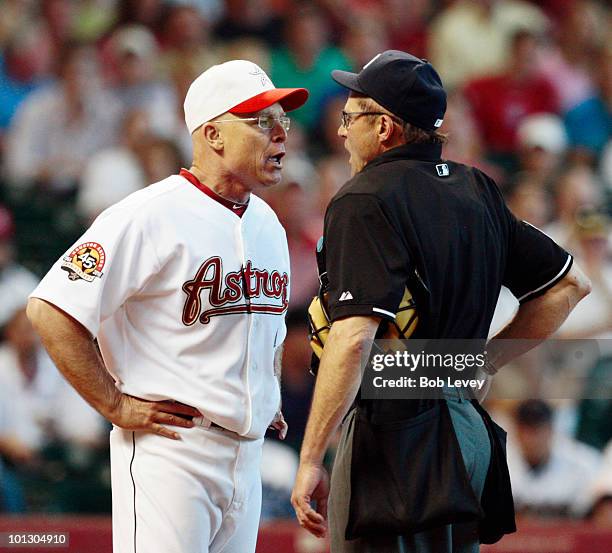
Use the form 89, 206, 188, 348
202, 122, 224, 151
377, 114, 396, 143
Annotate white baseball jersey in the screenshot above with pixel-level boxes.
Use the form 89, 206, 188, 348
31, 169, 289, 439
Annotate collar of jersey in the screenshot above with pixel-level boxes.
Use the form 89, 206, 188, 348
364, 142, 443, 171
179, 168, 249, 217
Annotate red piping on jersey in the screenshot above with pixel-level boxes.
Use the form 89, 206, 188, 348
179, 168, 248, 218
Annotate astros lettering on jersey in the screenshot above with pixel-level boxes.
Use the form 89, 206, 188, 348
182, 257, 288, 325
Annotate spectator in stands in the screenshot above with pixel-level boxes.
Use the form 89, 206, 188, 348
505, 173, 551, 228
0, 300, 109, 512
270, 4, 351, 132
429, 0, 549, 90
0, 304, 68, 452
564, 45, 612, 162
545, 164, 603, 248
3, 0, 78, 84
41, 0, 76, 55
0, 31, 53, 135
163, 56, 205, 163
440, 89, 500, 177
507, 399, 602, 518
587, 441, 612, 527
536, 0, 604, 113
312, 93, 348, 160
213, 0, 284, 47
0, 205, 41, 313
0, 289, 35, 513
0, 205, 106, 457
223, 36, 270, 72
278, 105, 309, 164
314, 156, 350, 218
556, 211, 612, 339
111, 0, 165, 35
340, 13, 389, 70
108, 24, 178, 142
78, 126, 184, 221
71, 0, 116, 42
383, 0, 431, 59
0, 421, 29, 513
157, 4, 221, 82
311, 94, 353, 214
138, 134, 184, 183
5, 42, 120, 192
464, 29, 558, 167
0, 0, 33, 48
76, 110, 149, 223
0, 283, 107, 512
1, 293, 109, 510
0, 299, 107, 454
516, 113, 568, 185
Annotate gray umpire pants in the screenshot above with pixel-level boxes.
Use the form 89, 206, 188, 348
329, 394, 491, 553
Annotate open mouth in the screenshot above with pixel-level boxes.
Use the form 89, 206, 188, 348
268, 152, 285, 168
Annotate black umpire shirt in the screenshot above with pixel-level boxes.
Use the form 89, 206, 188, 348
317, 141, 568, 542
320, 142, 572, 340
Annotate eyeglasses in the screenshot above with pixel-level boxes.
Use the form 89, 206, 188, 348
340, 110, 400, 129
215, 115, 291, 132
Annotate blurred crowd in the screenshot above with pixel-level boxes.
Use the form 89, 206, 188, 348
0, 0, 610, 530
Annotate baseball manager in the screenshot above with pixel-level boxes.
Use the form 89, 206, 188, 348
27, 60, 307, 553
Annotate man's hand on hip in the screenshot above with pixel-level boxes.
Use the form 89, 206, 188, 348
108, 394, 201, 440
291, 461, 330, 538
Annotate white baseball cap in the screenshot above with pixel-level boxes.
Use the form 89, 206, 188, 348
517, 113, 568, 155
112, 25, 157, 60
184, 60, 309, 134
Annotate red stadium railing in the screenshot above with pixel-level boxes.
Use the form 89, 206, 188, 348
0, 517, 611, 552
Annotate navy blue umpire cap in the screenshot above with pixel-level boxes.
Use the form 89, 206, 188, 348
331, 50, 447, 132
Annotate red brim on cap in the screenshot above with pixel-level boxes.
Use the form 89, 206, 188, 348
229, 88, 309, 114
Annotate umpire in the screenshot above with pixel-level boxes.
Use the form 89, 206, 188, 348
291, 50, 591, 553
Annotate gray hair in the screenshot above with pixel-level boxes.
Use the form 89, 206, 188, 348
356, 97, 447, 145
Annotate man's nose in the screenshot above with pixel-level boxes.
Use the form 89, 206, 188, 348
271, 120, 288, 142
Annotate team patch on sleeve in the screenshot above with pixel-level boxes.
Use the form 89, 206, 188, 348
61, 242, 106, 282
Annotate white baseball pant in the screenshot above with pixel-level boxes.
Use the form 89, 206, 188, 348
110, 420, 263, 553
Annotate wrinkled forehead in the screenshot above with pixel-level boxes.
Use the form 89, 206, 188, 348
344, 94, 369, 110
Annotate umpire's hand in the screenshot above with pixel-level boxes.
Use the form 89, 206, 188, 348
108, 394, 201, 440
291, 461, 330, 538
